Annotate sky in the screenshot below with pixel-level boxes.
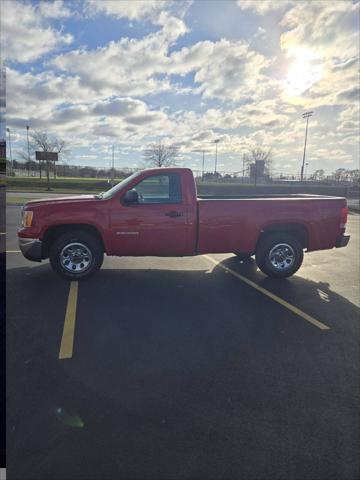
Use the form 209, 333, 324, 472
0, 0, 359, 175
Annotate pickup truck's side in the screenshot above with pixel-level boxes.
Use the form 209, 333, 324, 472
18, 167, 350, 279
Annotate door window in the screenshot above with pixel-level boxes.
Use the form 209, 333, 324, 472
133, 174, 182, 204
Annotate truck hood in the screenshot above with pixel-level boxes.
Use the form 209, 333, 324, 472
24, 194, 99, 208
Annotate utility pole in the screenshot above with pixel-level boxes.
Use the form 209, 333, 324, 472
6, 127, 13, 175
111, 145, 115, 187
242, 153, 246, 184
300, 111, 313, 182
202, 150, 205, 180
214, 138, 220, 179
46, 160, 51, 190
26, 125, 30, 176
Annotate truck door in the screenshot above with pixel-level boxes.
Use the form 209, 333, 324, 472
110, 172, 194, 256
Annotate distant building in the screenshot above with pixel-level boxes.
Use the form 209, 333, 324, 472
249, 160, 270, 184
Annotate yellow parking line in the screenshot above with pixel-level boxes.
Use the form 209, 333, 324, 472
0, 232, 6, 235
59, 281, 79, 359
6, 250, 21, 253
203, 255, 330, 331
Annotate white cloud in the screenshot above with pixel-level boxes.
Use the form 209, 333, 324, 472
168, 38, 272, 102
0, 0, 73, 63
52, 21, 270, 102
237, 0, 291, 15
190, 40, 270, 101
280, 1, 359, 61
38, 0, 72, 19
51, 14, 188, 97
84, 0, 192, 23
253, 26, 267, 40
85, 0, 168, 21
337, 105, 360, 139
6, 66, 173, 145
6, 68, 95, 119
281, 55, 359, 108
277, 1, 359, 113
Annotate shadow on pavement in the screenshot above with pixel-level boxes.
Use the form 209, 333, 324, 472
218, 256, 360, 331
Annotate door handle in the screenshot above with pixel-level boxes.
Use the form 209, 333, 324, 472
165, 210, 183, 218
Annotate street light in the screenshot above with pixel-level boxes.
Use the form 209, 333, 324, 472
200, 150, 211, 180
26, 125, 30, 176
6, 127, 13, 175
242, 153, 247, 183
300, 111, 313, 182
111, 145, 115, 187
214, 138, 220, 175
193, 149, 209, 181
305, 162, 309, 180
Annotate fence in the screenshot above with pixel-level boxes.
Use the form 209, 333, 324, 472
6, 161, 360, 191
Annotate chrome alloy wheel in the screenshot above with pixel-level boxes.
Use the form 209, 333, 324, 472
269, 243, 295, 271
60, 242, 93, 274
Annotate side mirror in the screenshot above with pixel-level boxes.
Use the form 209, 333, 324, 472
123, 189, 139, 204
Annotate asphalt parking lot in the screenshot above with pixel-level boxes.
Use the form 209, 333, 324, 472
6, 202, 360, 480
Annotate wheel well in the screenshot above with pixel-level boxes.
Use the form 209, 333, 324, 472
257, 223, 309, 250
42, 224, 105, 258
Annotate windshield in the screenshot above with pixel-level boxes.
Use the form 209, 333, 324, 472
99, 171, 141, 200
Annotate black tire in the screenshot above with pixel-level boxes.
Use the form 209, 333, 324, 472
255, 232, 304, 278
233, 252, 252, 261
49, 230, 104, 280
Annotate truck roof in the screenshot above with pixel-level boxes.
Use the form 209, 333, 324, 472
140, 167, 193, 175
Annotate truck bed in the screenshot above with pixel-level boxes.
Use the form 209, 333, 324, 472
197, 195, 346, 254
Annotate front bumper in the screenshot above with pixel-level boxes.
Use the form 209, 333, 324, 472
19, 237, 43, 262
336, 234, 350, 248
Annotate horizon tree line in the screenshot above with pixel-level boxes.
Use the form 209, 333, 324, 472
7, 131, 360, 184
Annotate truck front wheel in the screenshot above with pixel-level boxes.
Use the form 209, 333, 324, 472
49, 230, 104, 280
255, 233, 304, 278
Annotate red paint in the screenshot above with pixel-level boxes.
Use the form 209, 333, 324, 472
18, 167, 349, 257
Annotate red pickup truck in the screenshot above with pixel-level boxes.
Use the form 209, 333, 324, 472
18, 167, 350, 280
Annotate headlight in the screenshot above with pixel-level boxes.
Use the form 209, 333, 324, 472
22, 210, 34, 228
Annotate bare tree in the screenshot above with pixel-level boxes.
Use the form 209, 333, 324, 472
248, 148, 272, 175
333, 168, 347, 183
310, 169, 325, 181
348, 169, 360, 184
242, 148, 272, 184
332, 168, 360, 184
143, 142, 178, 168
29, 131, 69, 180
30, 131, 68, 155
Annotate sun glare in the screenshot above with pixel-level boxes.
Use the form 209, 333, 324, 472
284, 48, 323, 97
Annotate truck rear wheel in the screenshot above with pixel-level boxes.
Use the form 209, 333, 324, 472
49, 230, 104, 280
255, 232, 303, 278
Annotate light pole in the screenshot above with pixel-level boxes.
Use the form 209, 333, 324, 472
202, 150, 205, 180
111, 145, 115, 187
214, 138, 220, 177
300, 111, 313, 182
26, 125, 30, 176
193, 149, 208, 181
242, 153, 247, 184
6, 127, 13, 175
